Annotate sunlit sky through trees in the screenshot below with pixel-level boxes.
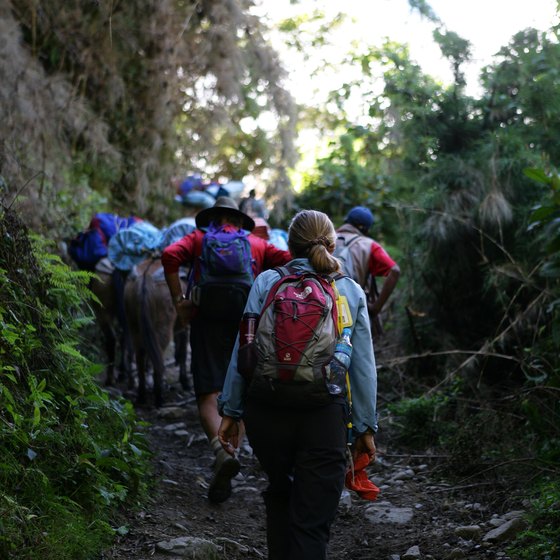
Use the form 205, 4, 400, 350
251, 0, 559, 189
255, 0, 559, 103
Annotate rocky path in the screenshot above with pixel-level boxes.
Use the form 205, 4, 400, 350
101, 367, 527, 560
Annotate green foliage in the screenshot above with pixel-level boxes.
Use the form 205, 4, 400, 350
432, 29, 471, 86
293, 20, 560, 547
0, 208, 150, 559
442, 405, 526, 476
296, 125, 387, 225
526, 168, 560, 278
407, 0, 441, 24
277, 9, 346, 56
5, 1, 297, 231
387, 394, 452, 449
509, 480, 560, 560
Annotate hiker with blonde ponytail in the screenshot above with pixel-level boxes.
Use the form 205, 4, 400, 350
287, 209, 341, 274
218, 209, 378, 560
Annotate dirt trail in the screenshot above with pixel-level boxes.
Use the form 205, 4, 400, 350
101, 336, 523, 560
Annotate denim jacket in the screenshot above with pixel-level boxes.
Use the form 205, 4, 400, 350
217, 258, 378, 434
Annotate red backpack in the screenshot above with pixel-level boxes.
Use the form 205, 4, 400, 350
242, 266, 342, 407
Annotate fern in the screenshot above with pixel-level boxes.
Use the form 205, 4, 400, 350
31, 235, 95, 307
0, 207, 150, 560
55, 342, 90, 362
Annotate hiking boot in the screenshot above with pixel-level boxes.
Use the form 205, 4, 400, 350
208, 448, 240, 504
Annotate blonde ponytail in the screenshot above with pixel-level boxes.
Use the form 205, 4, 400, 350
288, 210, 340, 274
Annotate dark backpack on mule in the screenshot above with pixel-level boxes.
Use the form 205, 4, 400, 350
192, 224, 254, 321
69, 213, 139, 271
238, 266, 342, 407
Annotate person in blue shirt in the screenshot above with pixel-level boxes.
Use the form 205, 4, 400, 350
217, 209, 378, 560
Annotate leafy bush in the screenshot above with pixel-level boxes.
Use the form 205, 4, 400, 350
441, 406, 524, 476
0, 208, 150, 559
386, 394, 453, 449
509, 480, 560, 560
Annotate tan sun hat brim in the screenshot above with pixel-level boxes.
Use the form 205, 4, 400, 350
195, 196, 255, 231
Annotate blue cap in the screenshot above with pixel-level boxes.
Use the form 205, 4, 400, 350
345, 206, 374, 229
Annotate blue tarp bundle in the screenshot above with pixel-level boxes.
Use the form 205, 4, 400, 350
108, 218, 198, 271
108, 221, 161, 271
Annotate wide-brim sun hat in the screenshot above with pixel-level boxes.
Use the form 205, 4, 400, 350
195, 196, 255, 231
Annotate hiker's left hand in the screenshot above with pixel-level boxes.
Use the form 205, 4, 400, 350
353, 432, 376, 464
175, 299, 195, 327
367, 300, 381, 317
218, 416, 239, 456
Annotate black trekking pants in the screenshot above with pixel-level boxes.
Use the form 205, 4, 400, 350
244, 399, 348, 560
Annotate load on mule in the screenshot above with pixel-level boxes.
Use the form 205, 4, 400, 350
68, 213, 195, 398
67, 213, 141, 386
111, 219, 196, 406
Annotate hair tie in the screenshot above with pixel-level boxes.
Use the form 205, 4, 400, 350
310, 235, 330, 249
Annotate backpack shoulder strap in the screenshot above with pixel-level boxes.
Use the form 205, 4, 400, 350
330, 274, 354, 332
330, 271, 346, 282
274, 265, 293, 277
337, 233, 361, 247
274, 265, 342, 283
263, 264, 320, 312
346, 234, 362, 248
262, 266, 294, 311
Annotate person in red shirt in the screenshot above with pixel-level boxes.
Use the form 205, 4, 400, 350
162, 197, 291, 503
335, 206, 400, 329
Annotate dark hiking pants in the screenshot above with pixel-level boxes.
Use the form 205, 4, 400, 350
190, 316, 238, 395
244, 400, 348, 560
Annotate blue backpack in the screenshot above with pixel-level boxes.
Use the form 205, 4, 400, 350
192, 224, 254, 321
69, 213, 139, 270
